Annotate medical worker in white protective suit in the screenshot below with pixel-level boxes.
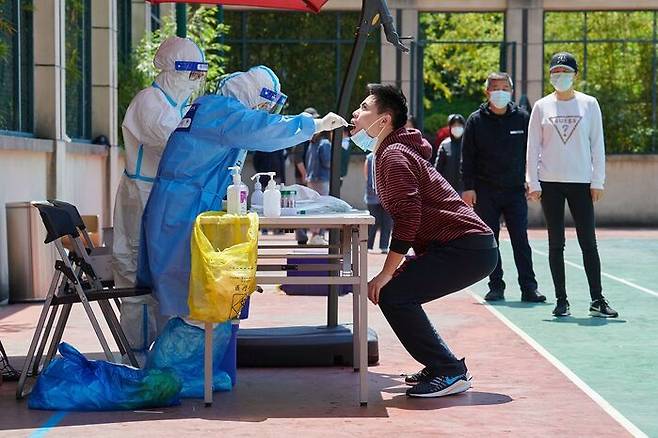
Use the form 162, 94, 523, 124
112, 36, 208, 364
137, 65, 348, 319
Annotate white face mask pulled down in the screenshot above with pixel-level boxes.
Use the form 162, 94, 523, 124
351, 116, 386, 153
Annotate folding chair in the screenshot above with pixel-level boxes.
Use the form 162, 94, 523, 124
16, 202, 150, 399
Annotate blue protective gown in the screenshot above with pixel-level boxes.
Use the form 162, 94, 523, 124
137, 93, 316, 316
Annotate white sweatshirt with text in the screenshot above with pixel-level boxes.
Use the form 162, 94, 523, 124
526, 91, 605, 192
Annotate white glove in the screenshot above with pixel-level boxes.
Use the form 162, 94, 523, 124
314, 112, 348, 133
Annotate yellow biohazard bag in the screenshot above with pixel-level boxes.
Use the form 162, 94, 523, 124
189, 211, 259, 323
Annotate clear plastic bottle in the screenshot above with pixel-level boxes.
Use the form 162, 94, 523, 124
227, 166, 248, 215
263, 173, 281, 217
250, 174, 264, 208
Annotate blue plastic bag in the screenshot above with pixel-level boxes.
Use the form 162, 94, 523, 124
145, 317, 233, 398
28, 343, 181, 411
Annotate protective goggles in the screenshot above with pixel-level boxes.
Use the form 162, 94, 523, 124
259, 87, 288, 114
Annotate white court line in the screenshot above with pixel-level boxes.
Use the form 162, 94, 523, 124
530, 247, 658, 298
471, 291, 648, 438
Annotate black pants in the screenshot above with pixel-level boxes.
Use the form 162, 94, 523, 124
540, 182, 603, 301
367, 203, 393, 250
378, 234, 497, 375
474, 185, 538, 294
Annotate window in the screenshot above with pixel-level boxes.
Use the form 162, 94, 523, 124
65, 0, 91, 140
117, 0, 131, 63
0, 0, 33, 134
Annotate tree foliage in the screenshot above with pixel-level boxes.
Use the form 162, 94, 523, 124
222, 10, 380, 117
420, 12, 504, 135
118, 6, 230, 145
420, 10, 657, 153
545, 11, 657, 153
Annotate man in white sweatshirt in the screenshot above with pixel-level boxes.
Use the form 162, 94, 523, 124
526, 52, 617, 318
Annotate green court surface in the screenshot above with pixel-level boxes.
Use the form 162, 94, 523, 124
473, 235, 658, 437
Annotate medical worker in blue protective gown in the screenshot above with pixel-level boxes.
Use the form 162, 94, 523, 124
112, 36, 208, 364
137, 65, 347, 317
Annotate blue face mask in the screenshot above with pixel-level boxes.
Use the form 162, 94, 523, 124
351, 117, 385, 152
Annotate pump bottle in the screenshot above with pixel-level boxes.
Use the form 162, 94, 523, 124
262, 172, 281, 217
227, 166, 248, 215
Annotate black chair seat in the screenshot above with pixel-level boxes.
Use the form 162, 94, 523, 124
51, 288, 151, 306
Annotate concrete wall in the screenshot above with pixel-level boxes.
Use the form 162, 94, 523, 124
528, 155, 658, 227
0, 137, 120, 303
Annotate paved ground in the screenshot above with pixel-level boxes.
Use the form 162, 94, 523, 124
0, 228, 654, 437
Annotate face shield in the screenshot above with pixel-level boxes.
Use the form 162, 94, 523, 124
175, 60, 209, 101
258, 87, 288, 114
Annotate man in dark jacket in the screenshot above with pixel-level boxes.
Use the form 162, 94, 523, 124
461, 72, 545, 303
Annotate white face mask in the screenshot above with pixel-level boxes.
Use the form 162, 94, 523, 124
450, 126, 464, 138
550, 72, 575, 92
489, 90, 512, 109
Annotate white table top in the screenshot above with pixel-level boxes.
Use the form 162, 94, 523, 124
258, 211, 374, 226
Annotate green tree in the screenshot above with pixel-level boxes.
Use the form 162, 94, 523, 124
545, 11, 656, 153
420, 12, 505, 135
118, 6, 230, 145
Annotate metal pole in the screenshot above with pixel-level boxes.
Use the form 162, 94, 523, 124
583, 12, 588, 81
521, 8, 528, 98
328, 2, 372, 327
176, 3, 186, 38
651, 11, 658, 153
417, 43, 424, 130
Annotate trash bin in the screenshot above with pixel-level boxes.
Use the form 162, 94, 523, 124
6, 202, 57, 302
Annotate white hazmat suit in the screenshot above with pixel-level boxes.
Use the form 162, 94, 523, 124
112, 36, 206, 364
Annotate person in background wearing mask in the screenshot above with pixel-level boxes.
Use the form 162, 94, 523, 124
435, 114, 465, 193
527, 52, 616, 318
139, 65, 346, 318
351, 84, 497, 398
113, 36, 207, 364
305, 130, 332, 245
363, 151, 392, 254
291, 107, 320, 244
461, 72, 546, 304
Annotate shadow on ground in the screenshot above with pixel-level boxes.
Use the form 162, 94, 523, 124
0, 366, 512, 430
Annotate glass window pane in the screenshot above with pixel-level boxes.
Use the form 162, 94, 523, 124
0, 0, 17, 131
19, 1, 32, 132
0, 0, 32, 133
65, 0, 91, 139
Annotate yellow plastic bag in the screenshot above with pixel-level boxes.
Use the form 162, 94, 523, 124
189, 212, 259, 323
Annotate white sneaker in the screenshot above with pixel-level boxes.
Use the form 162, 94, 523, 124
309, 235, 328, 245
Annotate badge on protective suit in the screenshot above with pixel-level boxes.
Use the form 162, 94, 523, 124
176, 103, 199, 132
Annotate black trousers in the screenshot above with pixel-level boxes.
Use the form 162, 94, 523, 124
367, 203, 393, 250
474, 185, 538, 294
378, 234, 497, 375
540, 182, 603, 301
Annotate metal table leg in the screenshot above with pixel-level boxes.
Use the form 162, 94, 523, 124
358, 224, 369, 406
351, 227, 360, 373
204, 322, 213, 407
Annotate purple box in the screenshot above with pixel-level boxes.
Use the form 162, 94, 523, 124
281, 257, 352, 296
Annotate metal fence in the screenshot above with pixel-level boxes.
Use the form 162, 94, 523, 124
221, 10, 381, 116
410, 39, 516, 132
544, 10, 658, 153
